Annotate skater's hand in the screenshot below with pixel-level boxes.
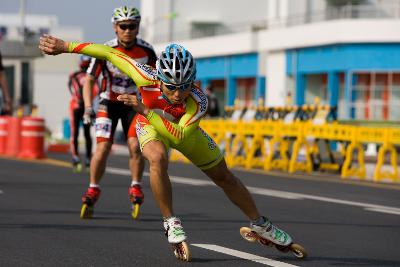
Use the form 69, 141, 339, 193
83, 107, 96, 125
38, 34, 69, 55
117, 94, 149, 116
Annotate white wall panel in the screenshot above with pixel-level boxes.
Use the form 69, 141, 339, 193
266, 51, 286, 106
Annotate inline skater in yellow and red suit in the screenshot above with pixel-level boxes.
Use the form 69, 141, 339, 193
81, 6, 157, 214
39, 34, 293, 247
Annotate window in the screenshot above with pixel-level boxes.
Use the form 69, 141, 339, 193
350, 72, 400, 121
236, 78, 256, 107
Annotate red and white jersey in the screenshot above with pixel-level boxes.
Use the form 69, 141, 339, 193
87, 37, 156, 101
68, 70, 99, 109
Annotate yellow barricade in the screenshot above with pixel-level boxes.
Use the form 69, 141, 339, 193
288, 122, 313, 173
224, 120, 243, 167
245, 121, 274, 169
172, 118, 399, 184
264, 122, 300, 172
340, 126, 366, 179
373, 128, 399, 182
304, 123, 351, 172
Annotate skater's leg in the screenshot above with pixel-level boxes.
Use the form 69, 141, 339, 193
138, 124, 186, 243
203, 159, 260, 220
127, 136, 145, 204
127, 137, 145, 185
89, 141, 112, 184
141, 140, 173, 218
204, 159, 292, 246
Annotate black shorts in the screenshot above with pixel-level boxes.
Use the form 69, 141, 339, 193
95, 98, 137, 143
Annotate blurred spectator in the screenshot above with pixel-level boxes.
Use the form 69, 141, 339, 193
205, 85, 220, 117
0, 51, 12, 115
68, 55, 97, 172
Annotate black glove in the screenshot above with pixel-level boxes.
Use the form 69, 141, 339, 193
83, 107, 96, 125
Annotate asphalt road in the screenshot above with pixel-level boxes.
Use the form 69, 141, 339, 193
0, 153, 399, 267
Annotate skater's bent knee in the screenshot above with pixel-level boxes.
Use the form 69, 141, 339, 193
147, 152, 168, 166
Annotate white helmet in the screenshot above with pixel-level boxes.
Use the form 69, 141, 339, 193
111, 6, 141, 23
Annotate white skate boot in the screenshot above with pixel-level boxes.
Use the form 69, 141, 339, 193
250, 216, 292, 246
164, 216, 191, 261
164, 216, 187, 244
240, 217, 306, 258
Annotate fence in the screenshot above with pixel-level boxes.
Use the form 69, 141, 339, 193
169, 106, 399, 183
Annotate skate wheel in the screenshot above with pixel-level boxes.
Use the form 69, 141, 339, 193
131, 203, 140, 220
173, 242, 191, 262
290, 243, 307, 259
80, 203, 93, 219
240, 227, 257, 243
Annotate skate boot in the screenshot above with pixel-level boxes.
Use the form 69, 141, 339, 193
72, 156, 82, 173
250, 216, 292, 246
164, 217, 191, 261
128, 185, 144, 219
240, 216, 307, 259
80, 187, 101, 219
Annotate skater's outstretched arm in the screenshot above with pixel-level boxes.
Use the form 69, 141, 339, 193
39, 34, 156, 87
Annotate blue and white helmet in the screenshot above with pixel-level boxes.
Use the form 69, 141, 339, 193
111, 6, 141, 23
156, 44, 196, 85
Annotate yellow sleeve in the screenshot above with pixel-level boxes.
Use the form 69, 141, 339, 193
68, 42, 157, 87
145, 91, 209, 145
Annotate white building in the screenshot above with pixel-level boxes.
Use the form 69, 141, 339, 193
0, 13, 83, 135
2, 0, 400, 140
142, 0, 400, 121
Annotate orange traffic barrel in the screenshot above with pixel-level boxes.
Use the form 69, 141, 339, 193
0, 116, 10, 154
18, 117, 46, 159
5, 117, 22, 157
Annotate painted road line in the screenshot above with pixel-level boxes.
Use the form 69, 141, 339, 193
235, 166, 400, 191
192, 244, 299, 267
4, 155, 400, 191
364, 207, 400, 215
0, 189, 3, 194
106, 166, 400, 216
248, 187, 303, 200
107, 167, 132, 176
107, 167, 213, 186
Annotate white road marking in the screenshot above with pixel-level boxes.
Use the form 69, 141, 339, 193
0, 189, 3, 194
106, 167, 400, 216
364, 207, 400, 215
106, 167, 134, 176
192, 244, 299, 267
107, 167, 213, 186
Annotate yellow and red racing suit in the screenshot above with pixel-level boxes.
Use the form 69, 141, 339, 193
69, 42, 223, 170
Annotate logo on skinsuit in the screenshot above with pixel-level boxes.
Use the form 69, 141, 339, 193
95, 117, 112, 138
199, 127, 216, 150
135, 122, 148, 137
191, 88, 207, 113
135, 62, 157, 79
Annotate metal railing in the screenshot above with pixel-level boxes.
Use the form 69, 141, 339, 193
153, 3, 400, 43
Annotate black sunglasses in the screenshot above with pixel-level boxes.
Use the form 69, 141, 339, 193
163, 82, 193, 92
118, 24, 139, 31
